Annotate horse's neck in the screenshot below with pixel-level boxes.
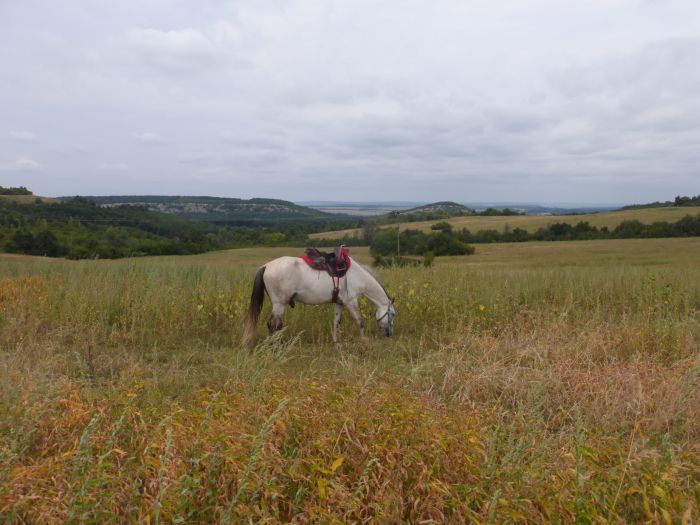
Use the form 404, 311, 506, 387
356, 265, 388, 307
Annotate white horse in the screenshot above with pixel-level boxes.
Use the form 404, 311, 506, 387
242, 255, 395, 345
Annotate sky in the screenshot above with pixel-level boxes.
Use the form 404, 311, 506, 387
1, 1, 699, 205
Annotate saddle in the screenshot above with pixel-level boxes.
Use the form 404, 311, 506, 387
300, 245, 351, 302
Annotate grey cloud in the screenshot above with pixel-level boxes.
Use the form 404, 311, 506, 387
127, 28, 222, 72
1, 157, 42, 171
8, 131, 37, 142
133, 132, 165, 144
98, 162, 129, 171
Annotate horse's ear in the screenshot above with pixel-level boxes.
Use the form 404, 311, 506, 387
390, 296, 395, 304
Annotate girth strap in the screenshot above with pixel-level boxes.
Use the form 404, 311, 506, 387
331, 275, 341, 303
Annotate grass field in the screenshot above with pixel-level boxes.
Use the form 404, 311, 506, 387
1, 239, 700, 523
310, 206, 700, 240
0, 194, 58, 204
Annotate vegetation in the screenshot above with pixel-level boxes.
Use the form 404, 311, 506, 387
0, 197, 319, 259
454, 214, 700, 244
330, 214, 700, 256
81, 195, 356, 226
622, 194, 700, 210
370, 227, 475, 257
1, 239, 699, 523
0, 197, 226, 258
365, 202, 525, 228
0, 186, 32, 195
312, 205, 700, 241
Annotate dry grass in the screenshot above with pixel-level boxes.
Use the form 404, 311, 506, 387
1, 239, 700, 523
311, 206, 700, 239
0, 195, 58, 204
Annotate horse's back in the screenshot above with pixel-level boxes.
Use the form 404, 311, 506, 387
261, 256, 308, 295
261, 255, 344, 305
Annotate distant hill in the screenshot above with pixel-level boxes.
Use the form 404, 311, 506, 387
367, 201, 526, 226
72, 195, 350, 225
0, 197, 226, 259
400, 201, 472, 215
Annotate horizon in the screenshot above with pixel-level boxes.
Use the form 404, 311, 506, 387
14, 188, 656, 209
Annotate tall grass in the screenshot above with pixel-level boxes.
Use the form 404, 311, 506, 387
1, 241, 699, 523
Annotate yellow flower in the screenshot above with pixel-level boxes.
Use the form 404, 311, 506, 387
478, 304, 486, 311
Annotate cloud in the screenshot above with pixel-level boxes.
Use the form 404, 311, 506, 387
133, 131, 164, 144
1, 157, 41, 171
98, 162, 129, 171
126, 27, 229, 72
8, 131, 37, 142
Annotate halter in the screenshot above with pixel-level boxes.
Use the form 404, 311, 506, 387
376, 308, 392, 322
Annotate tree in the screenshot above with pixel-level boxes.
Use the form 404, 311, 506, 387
431, 221, 453, 232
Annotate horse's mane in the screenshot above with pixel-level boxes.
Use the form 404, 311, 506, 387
356, 261, 392, 302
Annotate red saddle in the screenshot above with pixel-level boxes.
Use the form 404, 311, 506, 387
300, 245, 351, 302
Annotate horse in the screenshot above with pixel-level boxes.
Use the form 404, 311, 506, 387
242, 255, 395, 345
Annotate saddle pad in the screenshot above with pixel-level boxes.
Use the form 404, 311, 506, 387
299, 254, 328, 271
299, 246, 352, 275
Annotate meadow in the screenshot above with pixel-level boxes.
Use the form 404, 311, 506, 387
310, 206, 700, 240
1, 239, 699, 523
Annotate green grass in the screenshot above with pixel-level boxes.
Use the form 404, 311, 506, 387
311, 205, 700, 239
1, 239, 699, 523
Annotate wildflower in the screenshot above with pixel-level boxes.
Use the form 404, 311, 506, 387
479, 304, 486, 311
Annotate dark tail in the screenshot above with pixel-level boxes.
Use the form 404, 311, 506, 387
242, 266, 266, 347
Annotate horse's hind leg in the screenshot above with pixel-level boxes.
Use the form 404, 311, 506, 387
267, 302, 286, 334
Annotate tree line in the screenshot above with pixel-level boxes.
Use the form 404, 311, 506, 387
327, 214, 700, 257
0, 186, 33, 195
621, 194, 700, 210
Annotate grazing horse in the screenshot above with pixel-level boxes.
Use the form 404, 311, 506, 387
242, 255, 395, 345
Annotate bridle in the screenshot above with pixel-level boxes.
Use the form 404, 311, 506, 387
377, 303, 395, 323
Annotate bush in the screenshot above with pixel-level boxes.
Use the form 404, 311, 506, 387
430, 221, 453, 232
370, 228, 475, 257
372, 255, 422, 268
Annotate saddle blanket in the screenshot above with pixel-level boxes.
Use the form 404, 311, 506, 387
299, 246, 351, 276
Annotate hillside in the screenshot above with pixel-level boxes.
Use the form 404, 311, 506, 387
399, 201, 471, 215
311, 206, 700, 240
0, 197, 224, 259
76, 195, 350, 224
0, 194, 58, 204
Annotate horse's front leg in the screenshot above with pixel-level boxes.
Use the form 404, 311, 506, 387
267, 302, 286, 334
332, 303, 344, 343
346, 302, 365, 338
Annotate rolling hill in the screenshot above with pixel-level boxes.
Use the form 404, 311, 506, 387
311, 206, 700, 240
398, 201, 472, 215
0, 197, 225, 258
75, 195, 350, 224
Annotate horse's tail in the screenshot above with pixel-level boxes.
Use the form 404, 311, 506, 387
242, 266, 266, 347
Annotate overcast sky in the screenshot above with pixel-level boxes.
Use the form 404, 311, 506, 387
1, 1, 699, 204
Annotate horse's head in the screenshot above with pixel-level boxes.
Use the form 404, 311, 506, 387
376, 298, 396, 337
